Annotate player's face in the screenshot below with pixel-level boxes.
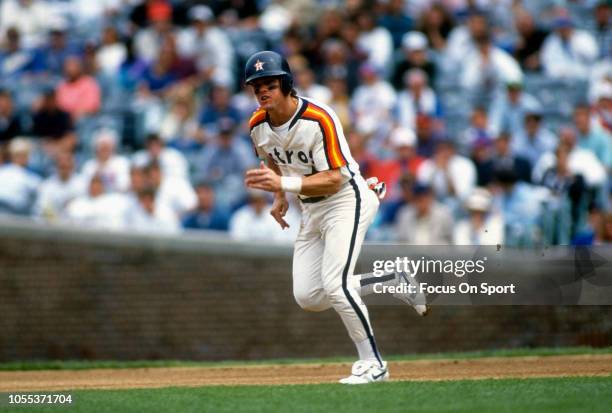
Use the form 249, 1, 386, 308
250, 77, 283, 110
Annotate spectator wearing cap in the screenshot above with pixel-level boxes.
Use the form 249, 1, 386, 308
0, 138, 41, 215
56, 56, 101, 121
573, 104, 611, 169
512, 8, 549, 72
182, 181, 230, 231
417, 139, 477, 205
394, 183, 454, 245
460, 30, 523, 100
540, 13, 599, 80
352, 63, 397, 142
123, 185, 181, 235
511, 105, 558, 167
132, 133, 189, 180
176, 5, 234, 87
392, 31, 436, 90
379, 0, 414, 49
355, 9, 394, 75
488, 80, 540, 136
0, 90, 24, 159
81, 129, 130, 193
453, 187, 504, 245
34, 151, 85, 221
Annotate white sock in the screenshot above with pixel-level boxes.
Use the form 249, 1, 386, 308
355, 338, 378, 362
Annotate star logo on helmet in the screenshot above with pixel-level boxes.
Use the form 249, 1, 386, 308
254, 59, 265, 71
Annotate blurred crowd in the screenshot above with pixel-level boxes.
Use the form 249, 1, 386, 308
0, 0, 610, 246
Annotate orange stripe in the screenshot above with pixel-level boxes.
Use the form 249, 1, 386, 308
304, 107, 346, 169
249, 109, 266, 129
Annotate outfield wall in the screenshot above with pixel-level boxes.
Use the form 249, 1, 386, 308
0, 217, 610, 362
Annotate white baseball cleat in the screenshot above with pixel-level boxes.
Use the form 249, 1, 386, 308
339, 360, 389, 384
393, 271, 429, 316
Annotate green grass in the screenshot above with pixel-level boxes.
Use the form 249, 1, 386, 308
1, 346, 610, 371
3, 376, 611, 413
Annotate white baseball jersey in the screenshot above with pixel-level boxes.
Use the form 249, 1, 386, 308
249, 97, 361, 185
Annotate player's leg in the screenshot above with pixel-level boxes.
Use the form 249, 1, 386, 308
292, 211, 331, 312
319, 181, 384, 367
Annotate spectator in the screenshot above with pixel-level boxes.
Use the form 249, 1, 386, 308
0, 138, 41, 215
417, 2, 455, 52
445, 9, 489, 67
379, 0, 413, 49
540, 15, 599, 80
511, 106, 557, 167
182, 181, 230, 231
294, 64, 332, 105
31, 89, 75, 152
95, 26, 128, 77
320, 39, 360, 94
459, 106, 494, 154
492, 166, 545, 247
198, 85, 243, 137
81, 129, 130, 193
176, 5, 234, 87
417, 139, 477, 204
34, 23, 81, 76
145, 160, 196, 218
0, 27, 38, 79
591, 81, 611, 134
488, 80, 541, 136
0, 90, 24, 158
453, 187, 504, 245
394, 183, 454, 244
324, 75, 351, 130
132, 133, 189, 180
140, 46, 179, 95
512, 8, 548, 72
471, 136, 495, 187
573, 104, 611, 169
0, 0, 52, 48
34, 151, 85, 221
133, 2, 174, 62
460, 31, 523, 100
355, 8, 393, 74
392, 31, 436, 90
593, 1, 611, 59
491, 131, 532, 184
158, 96, 202, 150
56, 56, 101, 120
351, 63, 396, 141
124, 186, 180, 234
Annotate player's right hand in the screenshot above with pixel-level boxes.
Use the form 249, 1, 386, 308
271, 194, 290, 229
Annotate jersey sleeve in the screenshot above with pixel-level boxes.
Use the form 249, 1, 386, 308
303, 103, 347, 171
248, 108, 267, 159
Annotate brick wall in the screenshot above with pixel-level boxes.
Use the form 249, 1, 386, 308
0, 219, 610, 362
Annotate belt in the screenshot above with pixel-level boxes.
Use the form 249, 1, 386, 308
299, 195, 327, 204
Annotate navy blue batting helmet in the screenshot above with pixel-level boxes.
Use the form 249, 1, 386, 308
244, 50, 293, 93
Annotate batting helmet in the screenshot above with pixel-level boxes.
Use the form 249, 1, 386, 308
244, 50, 293, 94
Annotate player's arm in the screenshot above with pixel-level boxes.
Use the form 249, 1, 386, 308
244, 164, 343, 196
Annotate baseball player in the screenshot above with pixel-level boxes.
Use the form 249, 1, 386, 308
243, 51, 426, 384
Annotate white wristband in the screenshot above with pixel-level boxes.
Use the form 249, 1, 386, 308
281, 176, 302, 193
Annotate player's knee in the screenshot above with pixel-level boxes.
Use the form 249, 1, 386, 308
294, 291, 328, 312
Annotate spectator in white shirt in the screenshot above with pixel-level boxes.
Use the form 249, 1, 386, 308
81, 129, 130, 193
540, 15, 599, 80
417, 139, 477, 204
123, 186, 180, 235
146, 160, 196, 219
0, 138, 41, 215
177, 5, 234, 87
132, 134, 189, 180
488, 81, 541, 136
34, 151, 85, 221
354, 9, 393, 76
0, 0, 54, 48
511, 107, 558, 168
396, 69, 440, 132
294, 65, 332, 105
460, 31, 523, 98
95, 26, 127, 77
444, 9, 489, 69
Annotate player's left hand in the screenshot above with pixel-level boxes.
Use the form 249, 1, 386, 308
245, 161, 282, 192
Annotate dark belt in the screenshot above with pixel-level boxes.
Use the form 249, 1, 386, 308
299, 195, 327, 204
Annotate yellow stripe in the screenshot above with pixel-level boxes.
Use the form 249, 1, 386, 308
306, 107, 345, 168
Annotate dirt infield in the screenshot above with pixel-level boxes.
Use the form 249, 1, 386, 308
1, 355, 611, 391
